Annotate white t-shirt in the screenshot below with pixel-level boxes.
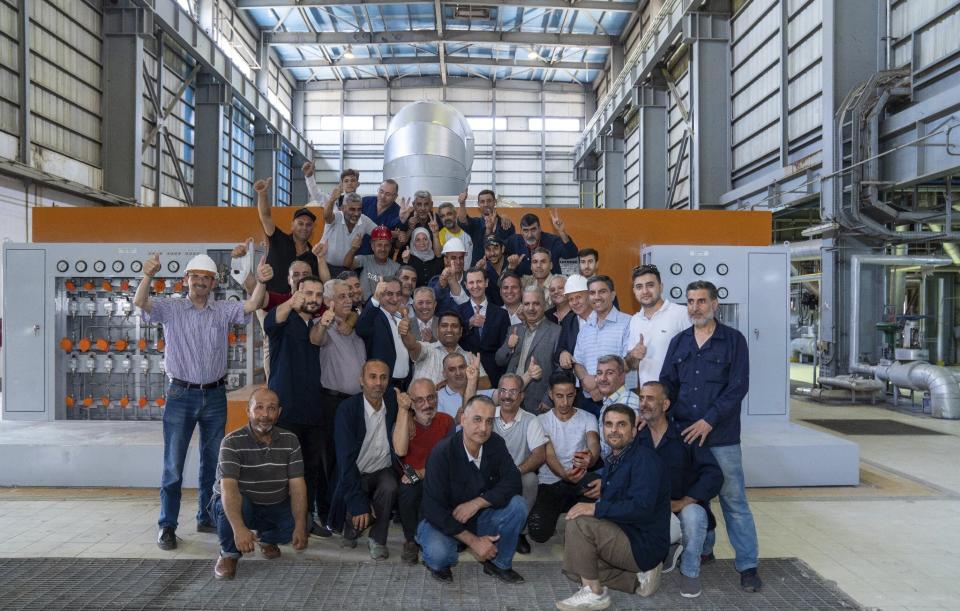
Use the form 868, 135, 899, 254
624, 300, 691, 386
536, 409, 599, 485
494, 406, 548, 466
321, 209, 376, 267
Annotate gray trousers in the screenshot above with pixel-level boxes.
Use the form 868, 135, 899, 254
563, 516, 641, 593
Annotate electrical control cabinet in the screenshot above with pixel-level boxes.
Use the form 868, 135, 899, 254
2, 243, 264, 422
641, 245, 790, 420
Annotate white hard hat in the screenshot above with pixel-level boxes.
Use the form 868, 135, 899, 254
441, 237, 466, 255
564, 274, 589, 294
185, 254, 218, 275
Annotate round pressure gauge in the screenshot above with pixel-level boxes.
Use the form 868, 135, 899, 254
693, 263, 706, 276
112, 260, 124, 273
75, 260, 87, 273
718, 287, 729, 300
717, 263, 729, 276
669, 263, 683, 275
130, 260, 142, 273
93, 260, 106, 273
670, 286, 683, 300
56, 260, 69, 273
167, 261, 180, 274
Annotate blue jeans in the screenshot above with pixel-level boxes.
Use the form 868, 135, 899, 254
416, 495, 527, 571
214, 496, 295, 558
702, 444, 759, 572
677, 503, 708, 577
158, 383, 227, 529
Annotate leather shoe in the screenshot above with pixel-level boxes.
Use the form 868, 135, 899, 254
483, 561, 524, 584
428, 566, 453, 583
157, 527, 177, 551
196, 521, 216, 534
260, 543, 281, 559
310, 521, 332, 538
515, 534, 531, 555
214, 556, 237, 580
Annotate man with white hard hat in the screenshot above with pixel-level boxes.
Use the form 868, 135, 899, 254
134, 251, 272, 552
554, 274, 591, 375
428, 237, 470, 311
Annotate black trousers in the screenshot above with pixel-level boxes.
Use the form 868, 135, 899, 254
316, 391, 348, 519
343, 467, 398, 545
528, 480, 593, 543
397, 480, 423, 542
278, 420, 327, 520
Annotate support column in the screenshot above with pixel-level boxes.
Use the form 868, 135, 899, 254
194, 72, 229, 206
255, 33, 269, 94
197, 0, 215, 35
291, 86, 305, 131
599, 119, 625, 208
101, 3, 150, 200
635, 85, 668, 209
16, 0, 30, 166
254, 118, 279, 203
686, 10, 731, 208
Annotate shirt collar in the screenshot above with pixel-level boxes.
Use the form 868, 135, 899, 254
471, 298, 488, 310
604, 385, 628, 404
464, 440, 483, 467
363, 395, 384, 417
640, 300, 673, 321
244, 424, 277, 446
525, 317, 545, 332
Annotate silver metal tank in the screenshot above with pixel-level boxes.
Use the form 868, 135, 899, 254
383, 101, 474, 198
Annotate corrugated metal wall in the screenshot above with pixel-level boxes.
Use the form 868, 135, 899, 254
0, 0, 19, 158
665, 55, 690, 208
302, 86, 583, 207
623, 110, 641, 208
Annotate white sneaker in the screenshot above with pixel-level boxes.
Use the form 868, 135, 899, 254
636, 564, 662, 597
555, 585, 611, 610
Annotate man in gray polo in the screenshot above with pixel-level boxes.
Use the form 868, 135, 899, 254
212, 388, 309, 580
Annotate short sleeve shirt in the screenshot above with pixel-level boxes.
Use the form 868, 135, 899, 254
495, 407, 548, 466
321, 209, 376, 267
266, 227, 318, 293
537, 409, 599, 485
404, 412, 456, 471
213, 425, 304, 505
625, 300, 691, 386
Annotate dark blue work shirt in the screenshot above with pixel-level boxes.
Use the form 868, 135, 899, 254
637, 424, 723, 505
659, 321, 749, 447
358, 196, 401, 254
459, 215, 516, 265
505, 231, 578, 275
264, 308, 323, 426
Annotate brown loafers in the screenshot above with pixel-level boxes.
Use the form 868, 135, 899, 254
214, 556, 237, 580
260, 543, 281, 559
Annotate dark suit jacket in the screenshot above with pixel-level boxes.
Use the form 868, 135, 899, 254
408, 312, 440, 342
328, 392, 399, 529
355, 300, 410, 380
553, 309, 581, 371
495, 319, 561, 413
505, 231, 578, 275
458, 300, 510, 386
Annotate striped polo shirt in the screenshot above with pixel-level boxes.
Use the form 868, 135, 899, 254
213, 425, 304, 505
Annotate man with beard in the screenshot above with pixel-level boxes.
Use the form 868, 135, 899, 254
521, 248, 553, 304
429, 237, 470, 310
402, 310, 489, 388
212, 388, 309, 580
555, 405, 670, 609
436, 202, 474, 269
660, 280, 760, 593
418, 395, 527, 584
320, 190, 376, 277
358, 179, 403, 254
594, 355, 640, 459
625, 264, 691, 387
459, 267, 511, 386
478, 235, 508, 306
255, 177, 320, 293
504, 210, 577, 276
264, 276, 331, 537
457, 189, 515, 265
397, 190, 438, 232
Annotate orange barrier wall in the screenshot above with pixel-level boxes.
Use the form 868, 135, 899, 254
33, 207, 771, 315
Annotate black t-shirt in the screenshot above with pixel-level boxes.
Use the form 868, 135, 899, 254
266, 227, 318, 293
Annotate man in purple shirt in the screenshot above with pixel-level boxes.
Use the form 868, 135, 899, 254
134, 251, 270, 551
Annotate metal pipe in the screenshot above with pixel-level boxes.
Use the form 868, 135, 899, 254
785, 239, 824, 262
817, 375, 885, 392
859, 361, 960, 419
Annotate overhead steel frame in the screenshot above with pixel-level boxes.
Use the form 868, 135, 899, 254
265, 30, 616, 47
237, 0, 640, 11
281, 56, 607, 71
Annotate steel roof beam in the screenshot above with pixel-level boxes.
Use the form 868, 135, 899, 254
265, 30, 616, 47
237, 0, 639, 13
281, 55, 605, 70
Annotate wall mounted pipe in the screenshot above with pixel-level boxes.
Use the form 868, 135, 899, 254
383, 101, 474, 198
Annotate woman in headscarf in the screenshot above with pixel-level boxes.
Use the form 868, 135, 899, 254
399, 226, 443, 286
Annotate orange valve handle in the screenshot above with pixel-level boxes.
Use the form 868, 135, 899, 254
155, 397, 166, 407
64, 280, 76, 292
227, 332, 237, 346
82, 396, 94, 407
238, 333, 247, 343
100, 396, 111, 407
59, 337, 74, 352
113, 339, 128, 351
82, 281, 95, 291
137, 338, 147, 351
65, 395, 75, 408
77, 338, 92, 353
119, 395, 130, 408
156, 338, 165, 352
173, 280, 184, 292
101, 280, 113, 292
153, 279, 166, 293
95, 338, 109, 352
138, 396, 148, 408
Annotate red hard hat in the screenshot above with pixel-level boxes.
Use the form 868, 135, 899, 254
370, 226, 393, 241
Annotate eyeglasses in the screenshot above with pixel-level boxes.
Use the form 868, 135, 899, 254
411, 394, 438, 405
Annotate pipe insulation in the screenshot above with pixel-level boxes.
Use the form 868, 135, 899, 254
858, 361, 960, 419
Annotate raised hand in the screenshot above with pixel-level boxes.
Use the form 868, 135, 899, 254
319, 308, 336, 327
350, 232, 363, 251
312, 241, 328, 260
527, 356, 542, 381
506, 254, 526, 270
549, 208, 565, 234
398, 197, 413, 222
395, 230, 410, 246
465, 353, 481, 383
143, 253, 161, 278
628, 334, 646, 361
458, 190, 468, 207
484, 213, 497, 235
439, 266, 452, 288
398, 315, 411, 337
288, 290, 306, 311
401, 247, 411, 263
396, 387, 413, 412
301, 161, 315, 178
254, 177, 273, 194
231, 238, 253, 258
428, 217, 440, 234
474, 256, 487, 269
500, 215, 513, 230
507, 327, 520, 349
469, 312, 486, 329
256, 255, 273, 284
328, 185, 342, 205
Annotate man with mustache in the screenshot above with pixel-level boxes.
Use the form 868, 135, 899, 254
212, 388, 309, 580
504, 210, 578, 276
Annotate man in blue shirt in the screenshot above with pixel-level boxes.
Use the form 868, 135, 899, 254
358, 179, 403, 254
555, 404, 671, 610
504, 210, 578, 275
659, 280, 761, 593
573, 275, 631, 416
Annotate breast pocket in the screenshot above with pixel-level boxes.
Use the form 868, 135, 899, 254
706, 355, 731, 383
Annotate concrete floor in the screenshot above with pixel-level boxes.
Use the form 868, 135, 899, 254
1, 367, 959, 610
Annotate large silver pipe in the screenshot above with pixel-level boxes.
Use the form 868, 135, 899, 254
857, 361, 960, 419
786, 239, 824, 262
817, 375, 884, 392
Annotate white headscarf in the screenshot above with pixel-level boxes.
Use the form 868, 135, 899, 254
410, 227, 435, 262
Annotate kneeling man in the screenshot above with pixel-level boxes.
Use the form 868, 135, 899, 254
418, 395, 528, 584
213, 388, 308, 580
556, 404, 670, 610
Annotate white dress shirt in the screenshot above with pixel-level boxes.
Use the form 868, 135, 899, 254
356, 395, 392, 474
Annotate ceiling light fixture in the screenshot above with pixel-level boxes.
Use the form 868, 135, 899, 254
343, 45, 355, 59
527, 48, 539, 60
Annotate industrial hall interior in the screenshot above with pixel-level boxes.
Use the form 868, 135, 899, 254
2, 0, 960, 609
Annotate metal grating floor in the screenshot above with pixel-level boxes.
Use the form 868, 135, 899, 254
803, 418, 948, 436
0, 557, 860, 610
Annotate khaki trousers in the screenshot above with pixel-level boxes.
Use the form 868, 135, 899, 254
562, 516, 641, 593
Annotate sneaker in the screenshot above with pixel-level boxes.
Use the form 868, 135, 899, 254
555, 585, 611, 610
368, 538, 389, 560
157, 527, 177, 551
401, 541, 419, 565
636, 564, 661, 597
310, 521, 332, 538
662, 542, 683, 574
740, 567, 762, 592
680, 573, 702, 598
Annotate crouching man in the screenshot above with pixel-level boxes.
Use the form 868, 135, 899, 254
417, 395, 528, 584
212, 388, 308, 580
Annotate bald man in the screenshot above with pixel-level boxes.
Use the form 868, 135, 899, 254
212, 389, 309, 580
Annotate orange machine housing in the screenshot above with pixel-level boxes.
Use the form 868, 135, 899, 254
33, 206, 771, 433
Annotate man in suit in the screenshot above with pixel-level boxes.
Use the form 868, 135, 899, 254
328, 359, 408, 559
495, 285, 561, 413
355, 277, 411, 389
409, 286, 439, 342
458, 266, 510, 387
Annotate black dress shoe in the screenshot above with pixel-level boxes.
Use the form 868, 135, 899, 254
310, 521, 332, 538
515, 534, 531, 555
428, 566, 453, 583
157, 527, 177, 551
483, 561, 524, 584
196, 521, 216, 534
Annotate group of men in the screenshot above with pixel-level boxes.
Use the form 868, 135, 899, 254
137, 164, 760, 609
